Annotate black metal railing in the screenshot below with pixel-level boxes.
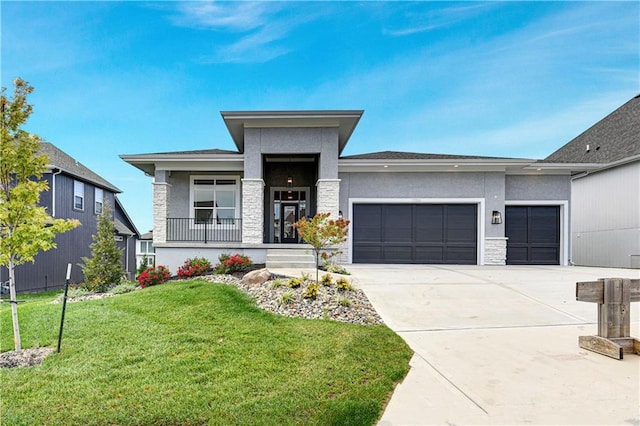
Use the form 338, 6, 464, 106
167, 218, 242, 243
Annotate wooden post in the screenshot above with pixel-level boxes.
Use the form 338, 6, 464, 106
576, 278, 640, 360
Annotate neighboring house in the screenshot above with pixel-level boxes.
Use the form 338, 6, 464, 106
121, 110, 587, 273
0, 142, 139, 292
545, 94, 640, 269
137, 231, 155, 268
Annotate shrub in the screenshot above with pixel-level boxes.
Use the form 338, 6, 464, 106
322, 261, 350, 275
79, 203, 125, 293
177, 257, 212, 278
279, 291, 295, 306
271, 278, 285, 288
137, 265, 171, 288
300, 271, 312, 282
337, 296, 351, 307
321, 273, 333, 286
287, 278, 302, 288
136, 255, 152, 278
336, 277, 353, 291
302, 282, 319, 299
111, 281, 138, 295
214, 253, 252, 274
55, 286, 89, 303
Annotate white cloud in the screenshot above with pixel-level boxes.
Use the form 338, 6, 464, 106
172, 1, 277, 31
383, 3, 497, 36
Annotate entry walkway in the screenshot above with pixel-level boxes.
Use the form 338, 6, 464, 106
347, 264, 640, 425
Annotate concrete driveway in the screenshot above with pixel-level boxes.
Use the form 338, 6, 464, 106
348, 264, 640, 426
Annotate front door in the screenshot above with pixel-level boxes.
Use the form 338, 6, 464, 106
281, 203, 299, 243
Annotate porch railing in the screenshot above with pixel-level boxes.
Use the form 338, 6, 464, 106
167, 218, 242, 243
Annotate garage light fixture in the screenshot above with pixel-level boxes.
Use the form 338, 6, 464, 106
491, 210, 502, 224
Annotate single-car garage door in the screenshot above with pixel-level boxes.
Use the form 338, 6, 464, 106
505, 206, 560, 265
352, 204, 477, 264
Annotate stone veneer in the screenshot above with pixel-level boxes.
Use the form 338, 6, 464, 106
153, 181, 170, 244
484, 237, 508, 265
316, 179, 341, 218
241, 179, 265, 244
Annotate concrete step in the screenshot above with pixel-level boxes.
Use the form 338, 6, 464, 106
266, 247, 317, 269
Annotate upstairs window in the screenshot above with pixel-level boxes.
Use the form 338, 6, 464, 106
95, 188, 104, 215
140, 241, 155, 254
190, 176, 239, 225
73, 180, 84, 210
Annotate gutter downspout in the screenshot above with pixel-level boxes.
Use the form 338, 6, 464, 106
51, 168, 63, 217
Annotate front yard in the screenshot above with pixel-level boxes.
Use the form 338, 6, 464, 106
0, 279, 411, 425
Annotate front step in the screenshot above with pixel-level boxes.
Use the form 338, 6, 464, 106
266, 247, 317, 269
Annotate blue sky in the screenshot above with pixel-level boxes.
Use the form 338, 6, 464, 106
2, 1, 638, 233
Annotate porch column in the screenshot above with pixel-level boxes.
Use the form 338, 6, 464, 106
316, 179, 340, 218
152, 179, 171, 244
242, 178, 265, 244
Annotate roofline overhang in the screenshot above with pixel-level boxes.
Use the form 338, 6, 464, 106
46, 164, 122, 193
221, 110, 364, 155
570, 154, 640, 179
337, 158, 596, 174
120, 153, 245, 175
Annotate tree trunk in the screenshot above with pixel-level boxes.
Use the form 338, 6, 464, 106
8, 257, 22, 351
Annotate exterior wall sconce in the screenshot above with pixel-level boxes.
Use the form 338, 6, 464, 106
338, 210, 343, 220
491, 210, 502, 224
286, 176, 293, 188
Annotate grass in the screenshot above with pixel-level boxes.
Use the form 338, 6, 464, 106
1, 279, 412, 425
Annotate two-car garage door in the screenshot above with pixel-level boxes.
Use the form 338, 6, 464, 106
352, 203, 561, 265
352, 204, 477, 264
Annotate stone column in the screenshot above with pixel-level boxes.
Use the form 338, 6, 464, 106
152, 181, 171, 244
316, 179, 341, 218
484, 237, 508, 265
241, 178, 265, 244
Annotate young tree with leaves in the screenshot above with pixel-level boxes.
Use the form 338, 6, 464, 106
293, 212, 350, 284
80, 202, 124, 293
1, 78, 80, 350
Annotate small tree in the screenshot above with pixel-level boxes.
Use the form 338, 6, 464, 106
293, 213, 350, 284
1, 78, 80, 350
80, 202, 125, 292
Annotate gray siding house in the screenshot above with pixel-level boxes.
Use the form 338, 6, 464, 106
122, 110, 582, 273
0, 142, 139, 292
546, 94, 640, 268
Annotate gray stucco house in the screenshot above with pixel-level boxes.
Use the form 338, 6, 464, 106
546, 94, 639, 268
1, 142, 140, 292
121, 110, 587, 272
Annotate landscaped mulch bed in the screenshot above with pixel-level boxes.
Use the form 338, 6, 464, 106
204, 272, 384, 326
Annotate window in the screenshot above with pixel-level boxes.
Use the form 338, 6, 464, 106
95, 188, 104, 214
190, 176, 239, 225
73, 180, 84, 210
140, 241, 155, 254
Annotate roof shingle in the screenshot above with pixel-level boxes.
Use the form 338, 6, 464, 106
544, 94, 640, 164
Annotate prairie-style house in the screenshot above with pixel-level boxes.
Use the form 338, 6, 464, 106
121, 110, 607, 273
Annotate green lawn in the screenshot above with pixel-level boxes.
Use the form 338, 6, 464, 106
1, 280, 412, 425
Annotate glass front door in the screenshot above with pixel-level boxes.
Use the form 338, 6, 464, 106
281, 203, 299, 243
273, 189, 307, 243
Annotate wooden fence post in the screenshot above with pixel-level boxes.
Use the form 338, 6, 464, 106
576, 278, 640, 360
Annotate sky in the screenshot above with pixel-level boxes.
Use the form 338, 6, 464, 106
2, 1, 638, 234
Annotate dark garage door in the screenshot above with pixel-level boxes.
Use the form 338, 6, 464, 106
352, 204, 477, 264
505, 206, 560, 265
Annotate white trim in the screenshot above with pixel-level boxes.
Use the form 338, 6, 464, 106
504, 200, 569, 266
347, 198, 486, 265
95, 187, 104, 215
73, 180, 85, 211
